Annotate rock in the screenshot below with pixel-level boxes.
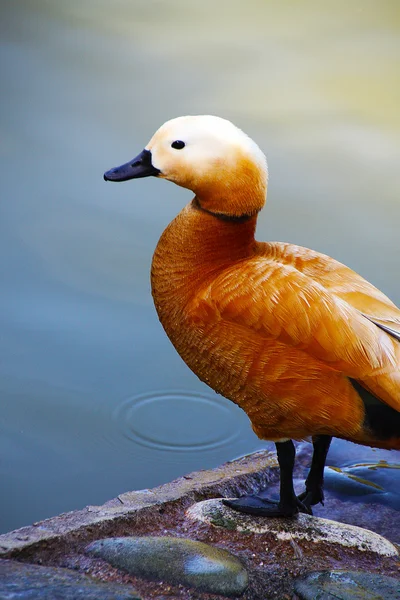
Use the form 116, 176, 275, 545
323, 462, 400, 508
186, 498, 398, 557
292, 440, 400, 544
85, 535, 248, 596
294, 570, 400, 600
0, 559, 140, 599
0, 450, 277, 559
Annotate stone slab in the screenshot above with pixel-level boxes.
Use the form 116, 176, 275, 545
0, 451, 277, 558
186, 498, 399, 557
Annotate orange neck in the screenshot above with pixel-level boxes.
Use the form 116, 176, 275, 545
194, 153, 267, 218
151, 198, 258, 311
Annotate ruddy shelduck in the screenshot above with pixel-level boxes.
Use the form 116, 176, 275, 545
104, 116, 400, 517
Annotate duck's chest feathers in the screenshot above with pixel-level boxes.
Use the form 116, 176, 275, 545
150, 202, 258, 391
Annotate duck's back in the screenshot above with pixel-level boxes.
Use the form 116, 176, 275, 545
262, 241, 400, 329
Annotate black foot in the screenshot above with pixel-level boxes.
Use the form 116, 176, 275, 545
222, 494, 311, 518
297, 485, 325, 509
298, 435, 332, 510
258, 487, 314, 514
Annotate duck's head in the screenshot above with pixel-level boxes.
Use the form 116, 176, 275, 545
104, 115, 268, 218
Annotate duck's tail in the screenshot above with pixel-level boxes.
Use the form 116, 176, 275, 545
350, 378, 400, 450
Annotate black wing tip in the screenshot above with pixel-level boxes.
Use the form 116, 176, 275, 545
350, 378, 400, 441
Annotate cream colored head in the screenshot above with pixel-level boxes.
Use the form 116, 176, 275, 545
148, 115, 268, 217
104, 115, 268, 218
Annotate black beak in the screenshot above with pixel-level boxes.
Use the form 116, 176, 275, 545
104, 149, 160, 182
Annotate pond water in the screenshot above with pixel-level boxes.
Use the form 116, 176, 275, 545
1, 0, 399, 533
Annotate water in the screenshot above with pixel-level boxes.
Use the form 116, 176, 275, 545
1, 0, 399, 533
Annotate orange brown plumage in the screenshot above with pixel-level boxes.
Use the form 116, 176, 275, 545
151, 204, 400, 449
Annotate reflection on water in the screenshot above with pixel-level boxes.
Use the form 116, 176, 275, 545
1, 0, 399, 532
324, 462, 400, 510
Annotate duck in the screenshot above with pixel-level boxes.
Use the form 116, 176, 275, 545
104, 115, 400, 518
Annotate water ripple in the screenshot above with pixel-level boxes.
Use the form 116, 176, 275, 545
112, 391, 240, 452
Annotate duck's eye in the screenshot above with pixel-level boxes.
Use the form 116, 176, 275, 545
171, 140, 185, 150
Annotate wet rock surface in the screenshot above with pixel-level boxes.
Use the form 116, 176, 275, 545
0, 450, 279, 558
0, 559, 140, 599
294, 570, 400, 600
186, 498, 399, 557
85, 536, 248, 596
292, 440, 400, 544
323, 461, 400, 510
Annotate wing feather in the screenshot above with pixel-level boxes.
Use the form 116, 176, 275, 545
362, 316, 400, 342
264, 242, 400, 331
192, 247, 399, 381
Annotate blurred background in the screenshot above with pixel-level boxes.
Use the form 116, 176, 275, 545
1, 0, 399, 533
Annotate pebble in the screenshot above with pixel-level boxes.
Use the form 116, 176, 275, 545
0, 559, 140, 599
86, 535, 248, 596
294, 570, 400, 600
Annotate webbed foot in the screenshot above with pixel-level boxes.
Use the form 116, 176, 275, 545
222, 493, 312, 518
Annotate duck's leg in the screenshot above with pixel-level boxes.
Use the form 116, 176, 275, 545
223, 440, 310, 517
297, 435, 332, 509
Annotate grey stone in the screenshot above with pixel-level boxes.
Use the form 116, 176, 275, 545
0, 559, 140, 599
186, 498, 398, 557
294, 570, 400, 600
86, 536, 248, 596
